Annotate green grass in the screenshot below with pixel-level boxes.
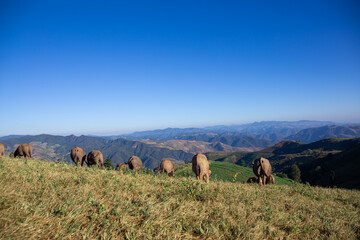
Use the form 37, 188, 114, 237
0, 157, 359, 239
206, 151, 274, 166
175, 161, 294, 185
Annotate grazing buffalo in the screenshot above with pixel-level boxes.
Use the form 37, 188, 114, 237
13, 143, 33, 159
70, 147, 86, 166
192, 153, 211, 182
126, 155, 143, 172
0, 143, 4, 157
87, 150, 104, 169
116, 163, 128, 171
252, 157, 272, 185
159, 159, 175, 177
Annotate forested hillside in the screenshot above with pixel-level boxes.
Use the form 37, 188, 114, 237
206, 138, 360, 189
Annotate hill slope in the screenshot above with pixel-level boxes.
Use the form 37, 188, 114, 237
206, 138, 360, 189
0, 157, 359, 239
175, 161, 293, 185
138, 139, 255, 153
300, 142, 360, 189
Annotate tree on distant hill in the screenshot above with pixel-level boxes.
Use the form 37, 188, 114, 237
289, 164, 301, 182
104, 158, 114, 170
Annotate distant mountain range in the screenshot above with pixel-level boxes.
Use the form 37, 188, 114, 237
288, 124, 360, 143
115, 121, 360, 148
119, 120, 337, 141
137, 139, 258, 153
0, 135, 28, 140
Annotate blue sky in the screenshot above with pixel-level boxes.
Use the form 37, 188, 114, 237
0, 0, 359, 136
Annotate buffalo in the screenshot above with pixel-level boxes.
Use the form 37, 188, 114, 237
159, 159, 175, 177
0, 143, 4, 157
13, 143, 33, 159
70, 147, 86, 166
192, 153, 211, 182
87, 150, 104, 169
252, 157, 272, 185
116, 163, 128, 171
126, 155, 143, 172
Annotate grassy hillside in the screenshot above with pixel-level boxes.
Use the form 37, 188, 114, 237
175, 162, 293, 185
206, 151, 273, 165
1, 157, 359, 239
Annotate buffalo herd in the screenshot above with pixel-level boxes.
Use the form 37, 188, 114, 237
0, 142, 275, 185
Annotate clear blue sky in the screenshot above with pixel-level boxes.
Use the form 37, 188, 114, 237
1, 0, 359, 136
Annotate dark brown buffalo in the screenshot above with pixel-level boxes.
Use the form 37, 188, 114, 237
70, 147, 86, 166
14, 143, 32, 159
87, 150, 104, 169
252, 157, 272, 185
0, 143, 4, 157
126, 155, 143, 172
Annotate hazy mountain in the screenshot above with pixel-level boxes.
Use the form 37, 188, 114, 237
0, 134, 193, 169
138, 139, 259, 153
287, 124, 360, 143
171, 132, 275, 149
120, 127, 208, 140
0, 135, 28, 140
205, 120, 336, 140
120, 120, 337, 141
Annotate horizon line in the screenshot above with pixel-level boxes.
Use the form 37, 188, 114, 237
1, 119, 359, 138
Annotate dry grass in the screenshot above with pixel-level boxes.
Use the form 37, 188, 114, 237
0, 157, 359, 239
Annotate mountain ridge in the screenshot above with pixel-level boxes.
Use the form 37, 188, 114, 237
287, 124, 360, 143
119, 120, 337, 141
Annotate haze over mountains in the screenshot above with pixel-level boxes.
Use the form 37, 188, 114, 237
119, 120, 337, 141
117, 120, 360, 144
